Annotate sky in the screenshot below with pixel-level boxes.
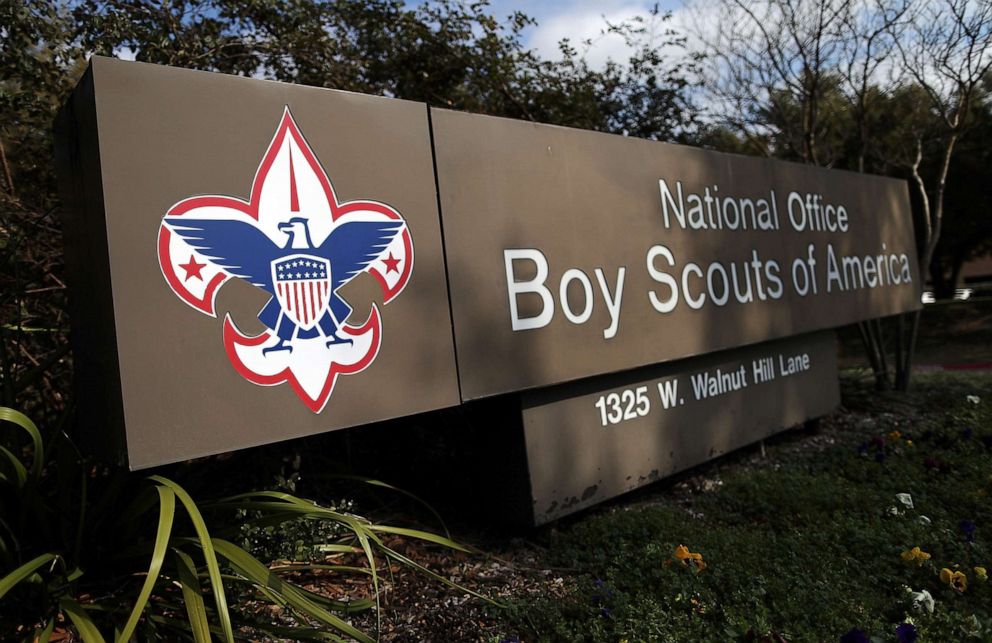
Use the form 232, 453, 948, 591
459, 0, 690, 68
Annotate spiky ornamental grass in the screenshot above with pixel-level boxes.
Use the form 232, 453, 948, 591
0, 407, 490, 642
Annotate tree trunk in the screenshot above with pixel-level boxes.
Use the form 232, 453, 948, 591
949, 258, 964, 297
931, 255, 955, 299
0, 137, 14, 198
921, 132, 958, 275
894, 138, 932, 392
857, 321, 890, 389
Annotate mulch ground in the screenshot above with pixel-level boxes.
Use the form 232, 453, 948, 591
278, 378, 925, 642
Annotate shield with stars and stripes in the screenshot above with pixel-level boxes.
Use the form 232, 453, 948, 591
272, 254, 332, 330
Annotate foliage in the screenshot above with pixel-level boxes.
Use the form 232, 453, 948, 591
69, 0, 698, 139
499, 373, 992, 641
0, 1, 79, 428
1, 1, 82, 206
931, 85, 992, 297
0, 407, 482, 641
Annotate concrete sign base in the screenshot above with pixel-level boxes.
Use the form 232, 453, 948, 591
521, 331, 839, 524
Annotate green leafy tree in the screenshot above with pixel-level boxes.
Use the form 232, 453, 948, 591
0, 1, 82, 423
72, 0, 699, 138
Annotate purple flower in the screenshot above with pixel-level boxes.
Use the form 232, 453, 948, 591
963, 428, 974, 439
591, 578, 614, 605
871, 436, 886, 449
857, 442, 869, 455
896, 623, 918, 643
981, 435, 992, 449
875, 452, 886, 463
924, 457, 938, 470
840, 628, 870, 643
960, 520, 977, 541
599, 606, 613, 618
499, 638, 521, 643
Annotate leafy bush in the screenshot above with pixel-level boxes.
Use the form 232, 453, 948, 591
0, 407, 482, 642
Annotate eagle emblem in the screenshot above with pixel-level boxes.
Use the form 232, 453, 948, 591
158, 107, 413, 412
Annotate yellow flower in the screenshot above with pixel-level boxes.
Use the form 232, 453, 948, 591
889, 430, 902, 440
940, 568, 968, 592
900, 547, 931, 565
953, 572, 968, 592
975, 567, 988, 582
673, 545, 706, 572
905, 439, 914, 447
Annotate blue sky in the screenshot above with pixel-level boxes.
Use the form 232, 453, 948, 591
433, 1, 689, 68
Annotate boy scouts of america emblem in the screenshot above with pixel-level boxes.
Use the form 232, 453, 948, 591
157, 108, 413, 412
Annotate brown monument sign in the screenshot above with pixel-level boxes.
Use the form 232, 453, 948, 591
57, 59, 919, 522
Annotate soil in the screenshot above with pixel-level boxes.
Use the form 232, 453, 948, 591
276, 377, 931, 642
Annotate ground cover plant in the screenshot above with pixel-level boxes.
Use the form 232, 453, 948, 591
0, 407, 485, 642
492, 372, 992, 642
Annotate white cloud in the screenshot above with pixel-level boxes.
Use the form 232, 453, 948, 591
510, 0, 704, 69
527, 3, 649, 68
114, 46, 137, 61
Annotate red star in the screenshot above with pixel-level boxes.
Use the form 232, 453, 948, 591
179, 254, 207, 281
382, 252, 401, 274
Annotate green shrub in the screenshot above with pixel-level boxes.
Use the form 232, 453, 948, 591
0, 407, 483, 642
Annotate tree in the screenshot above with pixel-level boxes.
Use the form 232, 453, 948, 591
1, 1, 82, 207
0, 1, 83, 420
893, 0, 992, 387
836, 0, 911, 173
930, 80, 992, 298
689, 0, 854, 164
689, 0, 912, 390
71, 0, 699, 139
895, 0, 992, 280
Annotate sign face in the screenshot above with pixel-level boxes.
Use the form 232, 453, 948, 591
522, 331, 840, 524
431, 109, 921, 400
57, 58, 458, 468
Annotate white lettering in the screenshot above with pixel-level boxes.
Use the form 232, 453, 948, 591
504, 249, 554, 331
